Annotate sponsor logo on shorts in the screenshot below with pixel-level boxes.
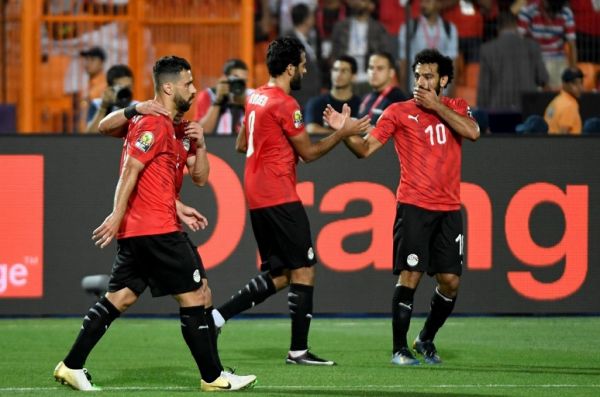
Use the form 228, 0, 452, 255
307, 247, 315, 260
134, 131, 154, 152
193, 269, 201, 283
293, 110, 304, 128
407, 254, 419, 267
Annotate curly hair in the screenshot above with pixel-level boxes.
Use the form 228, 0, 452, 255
412, 49, 454, 85
266, 36, 305, 77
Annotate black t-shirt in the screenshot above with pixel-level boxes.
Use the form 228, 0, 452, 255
305, 93, 362, 126
358, 86, 407, 125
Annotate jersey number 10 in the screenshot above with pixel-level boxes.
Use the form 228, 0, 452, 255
425, 123, 447, 146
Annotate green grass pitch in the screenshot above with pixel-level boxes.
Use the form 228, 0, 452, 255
0, 317, 599, 396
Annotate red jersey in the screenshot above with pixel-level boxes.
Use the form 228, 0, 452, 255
370, 97, 471, 211
173, 120, 198, 194
243, 85, 305, 209
118, 114, 180, 238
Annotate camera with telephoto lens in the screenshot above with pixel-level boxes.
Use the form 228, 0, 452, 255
112, 85, 133, 109
226, 76, 246, 97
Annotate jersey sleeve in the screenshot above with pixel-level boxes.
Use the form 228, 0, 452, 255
450, 97, 474, 119
369, 106, 398, 145
126, 117, 166, 164
279, 96, 305, 137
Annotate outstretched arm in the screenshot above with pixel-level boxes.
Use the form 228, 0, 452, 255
98, 100, 171, 137
289, 104, 371, 163
323, 104, 383, 158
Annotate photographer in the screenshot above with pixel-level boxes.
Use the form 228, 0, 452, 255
194, 59, 252, 135
85, 64, 136, 133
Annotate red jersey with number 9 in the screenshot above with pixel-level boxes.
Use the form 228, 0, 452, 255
370, 97, 472, 211
243, 85, 305, 209
118, 114, 180, 238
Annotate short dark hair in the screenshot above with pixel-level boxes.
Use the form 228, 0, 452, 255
334, 55, 358, 74
291, 3, 311, 26
412, 49, 454, 85
366, 51, 398, 74
106, 64, 133, 86
266, 36, 305, 77
152, 56, 191, 91
223, 58, 248, 75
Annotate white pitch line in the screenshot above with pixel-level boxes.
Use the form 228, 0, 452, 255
1, 384, 600, 392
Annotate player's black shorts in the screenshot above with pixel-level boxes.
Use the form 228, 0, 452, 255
250, 201, 317, 275
393, 203, 463, 276
108, 231, 206, 297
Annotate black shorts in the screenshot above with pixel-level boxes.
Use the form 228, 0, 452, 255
109, 231, 206, 297
393, 203, 463, 276
250, 201, 317, 275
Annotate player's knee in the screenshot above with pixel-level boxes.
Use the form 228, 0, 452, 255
174, 288, 207, 307
106, 289, 138, 312
437, 275, 460, 297
290, 266, 315, 285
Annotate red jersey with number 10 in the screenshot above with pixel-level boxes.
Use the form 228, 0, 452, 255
243, 85, 305, 209
118, 114, 180, 239
370, 97, 472, 211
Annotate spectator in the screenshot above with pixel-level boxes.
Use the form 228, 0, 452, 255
544, 67, 584, 134
305, 55, 362, 134
315, 0, 348, 60
194, 59, 252, 135
517, 0, 577, 90
86, 64, 136, 133
284, 3, 322, 109
255, 0, 274, 42
477, 12, 548, 111
570, 0, 600, 64
330, 0, 394, 95
378, 0, 422, 57
277, 0, 319, 36
79, 47, 107, 101
398, 0, 459, 92
358, 52, 408, 128
515, 114, 549, 133
440, 0, 485, 64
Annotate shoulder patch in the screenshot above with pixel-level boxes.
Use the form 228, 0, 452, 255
293, 109, 304, 128
135, 131, 154, 153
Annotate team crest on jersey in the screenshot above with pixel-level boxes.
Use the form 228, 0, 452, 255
293, 109, 304, 128
135, 131, 154, 152
182, 137, 191, 151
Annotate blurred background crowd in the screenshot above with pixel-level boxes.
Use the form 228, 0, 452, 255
0, 0, 598, 134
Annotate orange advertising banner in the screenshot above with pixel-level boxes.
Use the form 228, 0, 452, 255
0, 155, 44, 298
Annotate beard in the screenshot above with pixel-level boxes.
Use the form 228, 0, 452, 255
290, 72, 302, 91
417, 82, 443, 95
174, 92, 193, 113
